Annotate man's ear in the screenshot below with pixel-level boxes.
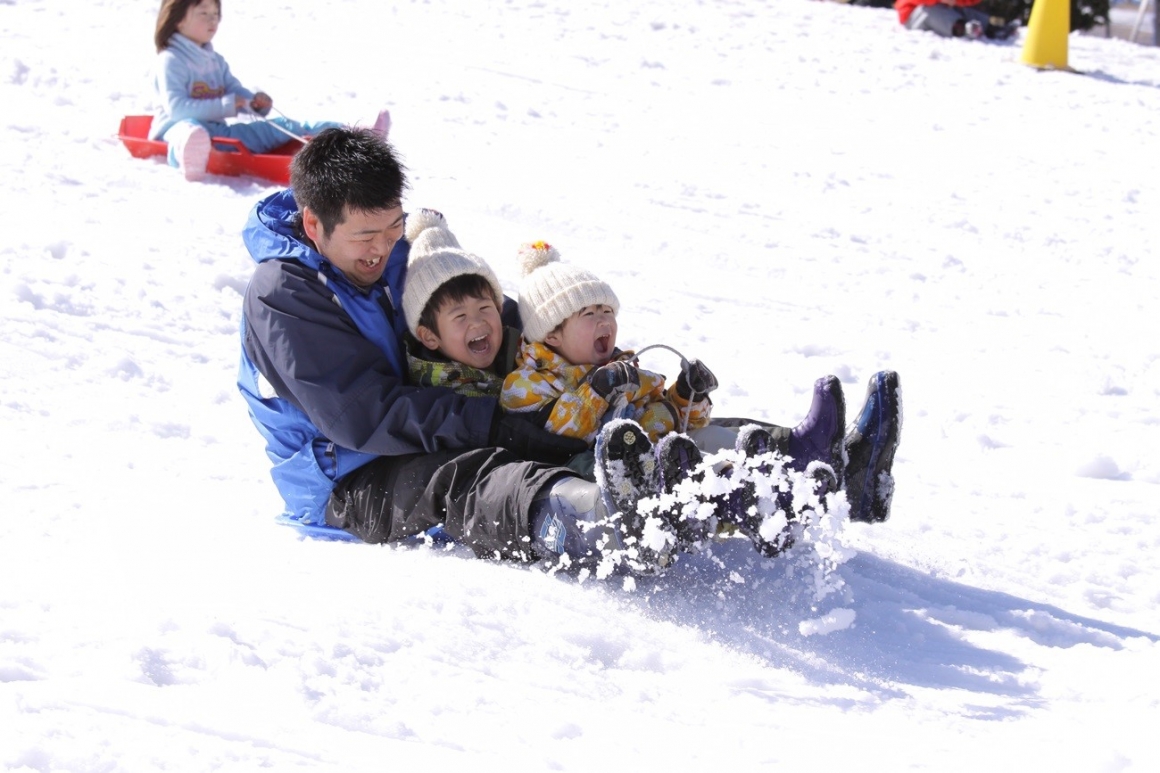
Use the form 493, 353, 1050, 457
301, 207, 322, 244
415, 324, 442, 351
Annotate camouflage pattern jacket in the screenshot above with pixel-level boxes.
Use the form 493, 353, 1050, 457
405, 327, 522, 398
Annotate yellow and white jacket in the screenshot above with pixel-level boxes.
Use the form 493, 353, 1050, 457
500, 339, 712, 445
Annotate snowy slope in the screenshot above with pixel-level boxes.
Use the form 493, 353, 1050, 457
2, 0, 1159, 770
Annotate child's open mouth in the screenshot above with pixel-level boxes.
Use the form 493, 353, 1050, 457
594, 334, 611, 357
467, 334, 491, 354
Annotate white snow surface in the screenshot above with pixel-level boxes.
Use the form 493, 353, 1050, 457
3, 0, 1160, 770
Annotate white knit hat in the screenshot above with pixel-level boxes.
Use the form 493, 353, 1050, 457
402, 209, 504, 336
516, 241, 619, 343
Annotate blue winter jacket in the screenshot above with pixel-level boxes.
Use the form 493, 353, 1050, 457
238, 190, 497, 525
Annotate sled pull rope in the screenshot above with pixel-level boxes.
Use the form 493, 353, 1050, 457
632, 343, 699, 435
239, 106, 309, 145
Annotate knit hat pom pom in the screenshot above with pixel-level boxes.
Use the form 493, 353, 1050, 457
405, 208, 448, 243
516, 240, 560, 278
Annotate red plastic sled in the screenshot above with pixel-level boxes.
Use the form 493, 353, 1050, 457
117, 114, 300, 185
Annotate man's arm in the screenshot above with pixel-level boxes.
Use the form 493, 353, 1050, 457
243, 259, 495, 456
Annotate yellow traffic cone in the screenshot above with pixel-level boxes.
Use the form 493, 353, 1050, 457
1020, 0, 1072, 70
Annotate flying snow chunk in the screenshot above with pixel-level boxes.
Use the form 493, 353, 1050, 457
798, 607, 856, 637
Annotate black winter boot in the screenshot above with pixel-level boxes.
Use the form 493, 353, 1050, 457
727, 425, 795, 557
593, 419, 672, 573
844, 371, 902, 523
654, 433, 712, 548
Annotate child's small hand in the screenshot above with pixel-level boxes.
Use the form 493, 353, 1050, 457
250, 92, 273, 113
588, 362, 640, 399
676, 359, 717, 399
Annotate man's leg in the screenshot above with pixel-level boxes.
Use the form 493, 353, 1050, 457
326, 448, 564, 560
843, 371, 902, 523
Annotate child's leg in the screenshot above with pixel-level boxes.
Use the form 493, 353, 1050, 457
211, 120, 304, 154
221, 118, 346, 153
273, 118, 345, 139
162, 120, 212, 181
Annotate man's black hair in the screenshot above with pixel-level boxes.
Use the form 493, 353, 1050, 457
290, 128, 409, 238
417, 274, 502, 337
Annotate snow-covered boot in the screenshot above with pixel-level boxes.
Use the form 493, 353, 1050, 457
654, 433, 712, 548
844, 371, 902, 523
787, 375, 846, 488
727, 426, 795, 557
594, 419, 673, 573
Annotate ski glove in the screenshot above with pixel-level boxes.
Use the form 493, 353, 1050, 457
489, 411, 588, 465
676, 359, 718, 400
587, 361, 641, 400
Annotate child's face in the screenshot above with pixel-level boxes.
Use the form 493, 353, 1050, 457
177, 0, 220, 46
544, 305, 618, 366
417, 293, 504, 371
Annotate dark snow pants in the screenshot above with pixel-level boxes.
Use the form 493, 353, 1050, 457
324, 447, 568, 560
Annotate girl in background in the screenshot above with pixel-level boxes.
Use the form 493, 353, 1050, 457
151, 0, 389, 180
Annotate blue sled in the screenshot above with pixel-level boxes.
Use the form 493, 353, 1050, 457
274, 514, 454, 546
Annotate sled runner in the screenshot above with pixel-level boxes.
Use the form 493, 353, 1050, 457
116, 115, 299, 185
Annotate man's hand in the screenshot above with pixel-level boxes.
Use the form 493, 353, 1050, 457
490, 412, 587, 465
587, 361, 640, 400
676, 359, 718, 399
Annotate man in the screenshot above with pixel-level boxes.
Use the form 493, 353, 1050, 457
240, 127, 707, 576
237, 128, 901, 575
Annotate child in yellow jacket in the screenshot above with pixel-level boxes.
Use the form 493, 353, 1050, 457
500, 242, 716, 447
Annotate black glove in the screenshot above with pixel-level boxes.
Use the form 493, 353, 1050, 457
587, 361, 640, 400
676, 359, 718, 399
489, 411, 588, 465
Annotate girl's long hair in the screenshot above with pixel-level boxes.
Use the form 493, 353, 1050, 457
154, 0, 220, 52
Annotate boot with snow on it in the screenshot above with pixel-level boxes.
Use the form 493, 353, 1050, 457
653, 433, 713, 549
594, 419, 674, 574
844, 371, 902, 524
724, 425, 798, 557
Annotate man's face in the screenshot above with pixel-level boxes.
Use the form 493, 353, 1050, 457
304, 204, 405, 288
544, 304, 618, 366
416, 293, 504, 371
